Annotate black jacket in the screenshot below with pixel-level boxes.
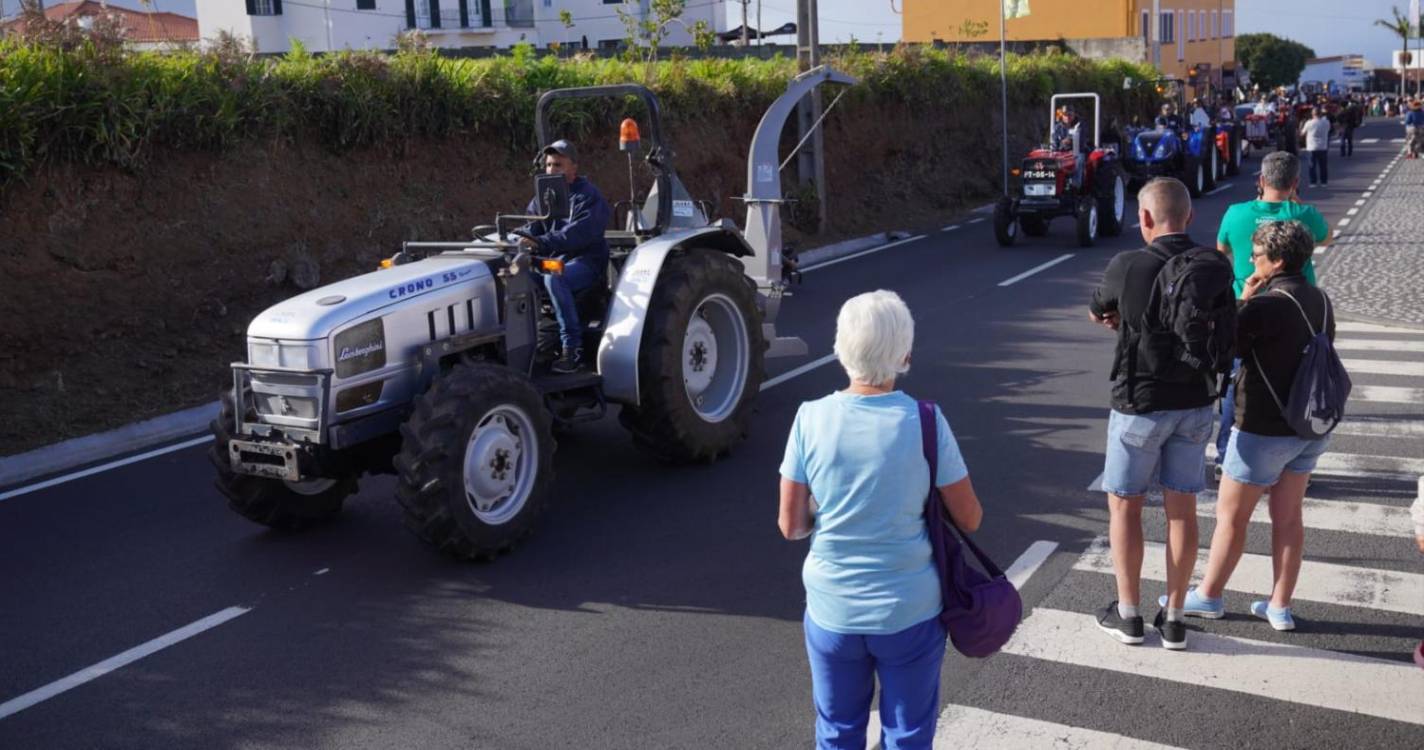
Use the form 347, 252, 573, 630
1236, 273, 1336, 436
523, 176, 611, 264
1090, 233, 1219, 414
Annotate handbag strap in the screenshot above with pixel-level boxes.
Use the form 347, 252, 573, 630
917, 401, 1007, 579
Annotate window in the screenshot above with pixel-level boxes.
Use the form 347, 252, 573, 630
1223, 11, 1233, 38
598, 38, 621, 49
1141, 10, 1150, 42
1189, 11, 1197, 42
357, 0, 376, 9
1211, 10, 1218, 39
1177, 10, 1184, 60
246, 0, 281, 15
1159, 11, 1172, 43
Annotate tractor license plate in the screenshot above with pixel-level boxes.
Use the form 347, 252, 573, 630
1025, 183, 1056, 197
229, 439, 301, 482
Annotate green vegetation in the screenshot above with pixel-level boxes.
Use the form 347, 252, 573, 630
0, 37, 1157, 187
1235, 33, 1316, 91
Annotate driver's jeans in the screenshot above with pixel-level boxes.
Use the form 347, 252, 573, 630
543, 256, 602, 353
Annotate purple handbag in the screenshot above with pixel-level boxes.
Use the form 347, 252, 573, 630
917, 401, 1023, 658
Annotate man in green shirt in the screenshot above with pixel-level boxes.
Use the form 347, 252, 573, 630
1216, 151, 1330, 296
1212, 150, 1330, 472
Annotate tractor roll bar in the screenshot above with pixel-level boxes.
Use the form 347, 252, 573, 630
1049, 93, 1101, 148
533, 84, 672, 235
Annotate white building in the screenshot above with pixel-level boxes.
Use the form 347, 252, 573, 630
1299, 55, 1369, 93
196, 0, 729, 55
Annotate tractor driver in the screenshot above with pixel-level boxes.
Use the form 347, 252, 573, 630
1052, 106, 1086, 153
518, 139, 611, 374
1155, 102, 1183, 130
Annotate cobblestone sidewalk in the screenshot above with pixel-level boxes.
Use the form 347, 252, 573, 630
1320, 150, 1424, 328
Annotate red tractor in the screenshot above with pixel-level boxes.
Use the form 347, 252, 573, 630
994, 93, 1126, 248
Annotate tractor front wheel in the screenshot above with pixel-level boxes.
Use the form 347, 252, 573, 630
1096, 171, 1125, 238
993, 199, 1018, 246
1075, 197, 1098, 248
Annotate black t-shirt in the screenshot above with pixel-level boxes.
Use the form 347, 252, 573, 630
1236, 273, 1335, 436
1090, 233, 1219, 414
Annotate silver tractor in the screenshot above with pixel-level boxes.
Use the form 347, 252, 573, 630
210, 68, 857, 559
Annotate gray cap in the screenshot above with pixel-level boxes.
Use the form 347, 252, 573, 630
541, 139, 578, 162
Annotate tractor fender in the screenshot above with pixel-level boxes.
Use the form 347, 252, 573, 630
596, 226, 752, 406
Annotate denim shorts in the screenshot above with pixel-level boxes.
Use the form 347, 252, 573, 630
1221, 427, 1331, 487
1102, 407, 1214, 496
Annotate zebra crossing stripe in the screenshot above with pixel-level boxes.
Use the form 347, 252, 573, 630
1074, 539, 1424, 617
1359, 138, 1381, 144
1351, 384, 1424, 405
1339, 358, 1424, 377
1002, 608, 1424, 726
1333, 338, 1424, 353
1334, 319, 1424, 333
1205, 447, 1424, 478
1330, 418, 1424, 439
1184, 492, 1415, 538
932, 704, 1184, 750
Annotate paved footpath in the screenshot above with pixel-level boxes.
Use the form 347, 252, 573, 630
1320, 136, 1424, 327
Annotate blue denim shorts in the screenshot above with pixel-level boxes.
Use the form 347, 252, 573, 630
1221, 427, 1331, 487
1102, 407, 1214, 496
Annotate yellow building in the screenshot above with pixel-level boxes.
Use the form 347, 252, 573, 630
904, 1, 1236, 91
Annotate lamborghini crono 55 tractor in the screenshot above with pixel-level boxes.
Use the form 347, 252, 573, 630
211, 68, 856, 559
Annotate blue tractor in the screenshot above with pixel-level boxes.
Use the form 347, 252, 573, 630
1121, 83, 1220, 198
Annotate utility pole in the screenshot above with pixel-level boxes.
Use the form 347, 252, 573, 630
741, 0, 749, 48
795, 0, 827, 231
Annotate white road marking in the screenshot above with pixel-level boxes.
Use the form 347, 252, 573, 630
933, 704, 1184, 750
1005, 540, 1059, 590
1391, 137, 1407, 143
998, 254, 1075, 287
1313, 246, 1326, 255
314, 568, 331, 576
1351, 384, 1424, 405
1086, 471, 1104, 492
1184, 491, 1415, 538
973, 203, 996, 214
1360, 138, 1381, 144
1346, 207, 1359, 216
1353, 199, 1367, 206
967, 217, 986, 225
0, 606, 252, 720
1338, 217, 1351, 227
801, 235, 927, 274
1332, 229, 1342, 238
1334, 338, 1424, 353
0, 435, 215, 503
1337, 321, 1422, 334
1361, 191, 1373, 198
1205, 182, 1234, 196
1002, 608, 1424, 726
1075, 538, 1424, 616
1331, 417, 1424, 439
941, 224, 960, 232
760, 353, 839, 391
1340, 358, 1424, 377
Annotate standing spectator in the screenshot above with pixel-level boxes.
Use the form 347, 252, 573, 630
1405, 100, 1424, 159
1088, 178, 1226, 651
1171, 221, 1335, 632
779, 290, 983, 750
1339, 99, 1361, 157
1300, 108, 1331, 187
1213, 152, 1329, 475
1190, 99, 1212, 129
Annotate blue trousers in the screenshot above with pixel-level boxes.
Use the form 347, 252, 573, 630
1307, 149, 1329, 185
803, 612, 946, 750
542, 256, 601, 352
1215, 358, 1242, 465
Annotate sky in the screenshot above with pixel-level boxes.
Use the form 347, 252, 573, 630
10, 0, 1417, 69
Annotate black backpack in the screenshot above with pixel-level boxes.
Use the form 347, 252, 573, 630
1121, 244, 1237, 397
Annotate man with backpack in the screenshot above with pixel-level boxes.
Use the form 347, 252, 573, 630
1168, 220, 1343, 632
1088, 178, 1235, 651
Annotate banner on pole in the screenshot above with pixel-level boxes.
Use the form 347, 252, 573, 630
1004, 0, 1031, 20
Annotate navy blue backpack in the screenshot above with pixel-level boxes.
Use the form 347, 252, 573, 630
1251, 289, 1352, 439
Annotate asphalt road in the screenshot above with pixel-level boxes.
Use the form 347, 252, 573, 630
2, 118, 1420, 749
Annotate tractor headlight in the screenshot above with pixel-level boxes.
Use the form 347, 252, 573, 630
249, 341, 319, 370
1153, 139, 1170, 159
333, 319, 387, 379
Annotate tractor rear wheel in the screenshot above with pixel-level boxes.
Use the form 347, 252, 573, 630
395, 362, 556, 560
1019, 215, 1049, 237
1096, 171, 1125, 237
1075, 197, 1098, 248
1202, 144, 1219, 192
210, 391, 354, 530
1227, 130, 1243, 176
619, 248, 764, 463
993, 199, 1018, 246
1185, 156, 1205, 198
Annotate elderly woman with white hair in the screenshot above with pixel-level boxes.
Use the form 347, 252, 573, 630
778, 290, 983, 749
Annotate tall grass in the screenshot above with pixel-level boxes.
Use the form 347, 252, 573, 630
0, 39, 1157, 185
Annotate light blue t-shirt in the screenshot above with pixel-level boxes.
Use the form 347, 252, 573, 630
779, 391, 969, 635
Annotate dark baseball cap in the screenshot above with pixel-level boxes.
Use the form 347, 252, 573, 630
541, 139, 578, 162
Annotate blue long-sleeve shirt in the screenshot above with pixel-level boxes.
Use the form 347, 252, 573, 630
1405, 110, 1424, 128
523, 176, 611, 263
